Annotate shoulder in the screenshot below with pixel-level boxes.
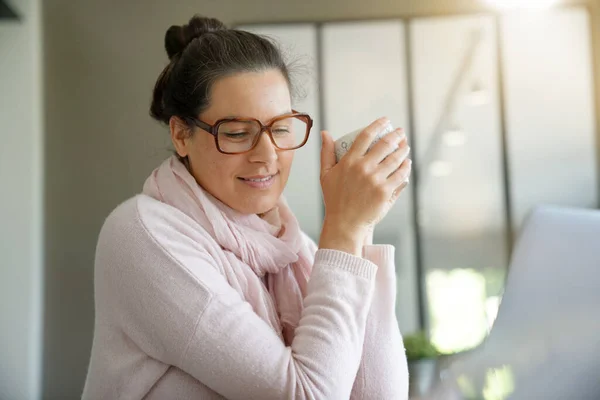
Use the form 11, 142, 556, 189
100, 194, 213, 244
96, 194, 221, 275
101, 194, 199, 234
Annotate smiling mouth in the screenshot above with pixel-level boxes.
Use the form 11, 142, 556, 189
239, 176, 274, 182
238, 173, 278, 182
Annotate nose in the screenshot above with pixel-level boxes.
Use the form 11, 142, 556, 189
248, 131, 278, 164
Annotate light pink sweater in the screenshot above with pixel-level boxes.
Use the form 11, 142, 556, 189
82, 194, 409, 399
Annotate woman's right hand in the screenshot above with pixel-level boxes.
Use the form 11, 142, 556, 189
318, 117, 412, 256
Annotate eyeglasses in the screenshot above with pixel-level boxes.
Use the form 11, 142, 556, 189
186, 110, 314, 155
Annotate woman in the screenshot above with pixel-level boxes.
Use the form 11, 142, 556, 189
83, 15, 412, 400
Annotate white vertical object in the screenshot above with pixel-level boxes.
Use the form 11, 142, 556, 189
0, 0, 43, 398
322, 21, 419, 333
410, 15, 507, 238
501, 7, 598, 229
410, 15, 509, 352
237, 24, 323, 241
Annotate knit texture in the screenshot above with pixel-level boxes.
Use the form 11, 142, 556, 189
82, 157, 408, 400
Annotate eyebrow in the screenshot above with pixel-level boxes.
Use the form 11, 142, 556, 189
221, 111, 294, 121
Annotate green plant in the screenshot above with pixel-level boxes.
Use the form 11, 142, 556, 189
404, 331, 440, 362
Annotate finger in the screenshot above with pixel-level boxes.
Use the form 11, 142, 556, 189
320, 130, 336, 180
385, 158, 412, 190
377, 140, 410, 178
366, 128, 407, 165
346, 117, 391, 159
390, 181, 408, 202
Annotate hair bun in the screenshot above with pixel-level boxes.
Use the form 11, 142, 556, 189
164, 15, 227, 60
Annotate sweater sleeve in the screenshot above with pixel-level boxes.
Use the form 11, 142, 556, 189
95, 197, 379, 400
350, 245, 409, 399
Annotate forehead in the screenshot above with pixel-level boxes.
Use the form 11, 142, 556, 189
202, 69, 292, 123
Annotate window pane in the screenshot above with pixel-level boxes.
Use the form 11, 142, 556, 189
410, 15, 509, 353
501, 8, 598, 230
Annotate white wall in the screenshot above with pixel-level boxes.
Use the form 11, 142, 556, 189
501, 8, 598, 229
0, 0, 43, 399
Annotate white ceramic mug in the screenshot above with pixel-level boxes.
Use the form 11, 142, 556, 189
334, 122, 396, 162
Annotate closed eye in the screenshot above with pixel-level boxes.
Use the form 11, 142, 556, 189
223, 132, 251, 139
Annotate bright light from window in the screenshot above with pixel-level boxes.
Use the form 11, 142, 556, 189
485, 296, 501, 331
485, 0, 560, 9
427, 269, 488, 353
483, 365, 515, 400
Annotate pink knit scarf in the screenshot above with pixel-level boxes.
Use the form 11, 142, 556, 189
142, 156, 313, 344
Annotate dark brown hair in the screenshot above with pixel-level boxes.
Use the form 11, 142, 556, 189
150, 15, 297, 128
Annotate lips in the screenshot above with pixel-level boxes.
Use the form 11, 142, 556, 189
238, 172, 278, 180
238, 172, 279, 189
239, 176, 274, 182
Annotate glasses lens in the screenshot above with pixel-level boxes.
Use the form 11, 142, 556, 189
216, 116, 309, 154
217, 120, 261, 153
270, 116, 309, 150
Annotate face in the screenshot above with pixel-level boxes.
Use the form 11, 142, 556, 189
170, 69, 295, 215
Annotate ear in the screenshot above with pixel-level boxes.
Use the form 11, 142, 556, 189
169, 116, 191, 158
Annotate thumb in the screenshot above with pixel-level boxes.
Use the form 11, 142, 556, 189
320, 130, 336, 179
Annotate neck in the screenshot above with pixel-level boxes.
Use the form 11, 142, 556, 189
258, 207, 285, 237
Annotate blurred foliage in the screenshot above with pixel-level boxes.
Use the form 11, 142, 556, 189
404, 331, 441, 362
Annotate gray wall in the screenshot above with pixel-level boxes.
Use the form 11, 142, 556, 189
0, 0, 43, 399
39, 0, 598, 399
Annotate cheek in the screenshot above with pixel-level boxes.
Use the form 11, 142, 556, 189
199, 154, 242, 184
278, 152, 294, 180
188, 138, 234, 184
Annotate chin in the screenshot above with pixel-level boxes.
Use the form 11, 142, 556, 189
242, 196, 279, 215
212, 185, 282, 215
231, 176, 286, 215
227, 187, 280, 214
